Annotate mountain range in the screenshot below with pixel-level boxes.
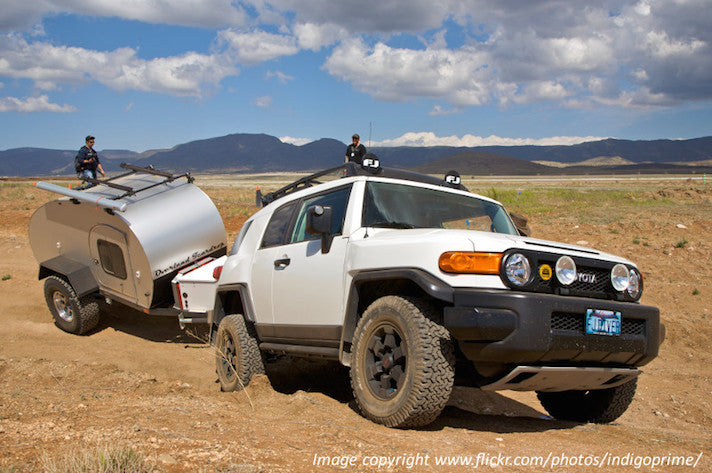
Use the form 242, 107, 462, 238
1, 133, 711, 177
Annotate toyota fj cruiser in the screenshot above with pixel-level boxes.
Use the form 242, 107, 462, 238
175, 160, 664, 428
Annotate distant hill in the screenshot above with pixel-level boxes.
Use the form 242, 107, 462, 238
414, 151, 550, 175
2, 133, 711, 177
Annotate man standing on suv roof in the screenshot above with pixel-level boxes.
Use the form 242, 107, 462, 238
345, 133, 367, 164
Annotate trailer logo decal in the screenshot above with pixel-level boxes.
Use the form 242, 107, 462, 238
154, 242, 226, 278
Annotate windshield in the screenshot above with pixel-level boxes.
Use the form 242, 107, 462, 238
362, 181, 518, 235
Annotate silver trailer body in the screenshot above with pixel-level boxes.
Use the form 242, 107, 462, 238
30, 167, 227, 313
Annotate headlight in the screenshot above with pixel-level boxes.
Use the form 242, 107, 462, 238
504, 253, 531, 286
555, 256, 576, 286
611, 264, 630, 292
627, 268, 642, 299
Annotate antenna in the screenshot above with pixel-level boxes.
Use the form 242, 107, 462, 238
369, 121, 372, 148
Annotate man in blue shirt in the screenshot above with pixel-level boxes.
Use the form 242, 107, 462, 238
75, 135, 105, 182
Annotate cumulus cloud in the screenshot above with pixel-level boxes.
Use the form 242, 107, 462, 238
325, 39, 496, 106
0, 94, 77, 112
1, 0, 247, 30
0, 35, 237, 97
2, 0, 711, 112
372, 132, 607, 147
218, 29, 299, 65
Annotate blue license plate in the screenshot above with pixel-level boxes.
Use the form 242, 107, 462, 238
586, 309, 621, 336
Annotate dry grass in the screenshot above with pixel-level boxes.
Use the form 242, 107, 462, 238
39, 446, 151, 473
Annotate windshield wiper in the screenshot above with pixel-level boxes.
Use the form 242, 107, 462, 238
368, 221, 416, 229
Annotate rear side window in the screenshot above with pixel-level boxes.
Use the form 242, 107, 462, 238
97, 239, 127, 279
261, 201, 298, 248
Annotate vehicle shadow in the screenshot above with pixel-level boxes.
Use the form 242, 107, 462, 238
264, 357, 577, 433
91, 303, 209, 344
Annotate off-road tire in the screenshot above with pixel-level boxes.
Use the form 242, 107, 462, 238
43, 275, 100, 335
350, 295, 455, 428
215, 314, 265, 392
536, 378, 638, 423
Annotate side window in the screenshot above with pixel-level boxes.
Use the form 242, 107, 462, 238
97, 239, 127, 279
261, 201, 298, 248
290, 186, 352, 244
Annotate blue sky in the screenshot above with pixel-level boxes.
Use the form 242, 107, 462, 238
1, 0, 710, 152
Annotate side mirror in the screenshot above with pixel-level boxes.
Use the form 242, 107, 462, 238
307, 205, 334, 253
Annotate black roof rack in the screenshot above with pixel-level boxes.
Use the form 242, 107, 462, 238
83, 163, 194, 200
258, 161, 468, 207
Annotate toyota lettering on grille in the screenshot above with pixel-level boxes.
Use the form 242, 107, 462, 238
577, 272, 596, 284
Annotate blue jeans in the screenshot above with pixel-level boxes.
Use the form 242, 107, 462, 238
79, 169, 95, 181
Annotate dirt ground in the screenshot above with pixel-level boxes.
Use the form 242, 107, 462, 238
1, 177, 711, 472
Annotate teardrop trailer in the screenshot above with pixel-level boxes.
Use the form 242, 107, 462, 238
30, 163, 227, 334
31, 161, 664, 428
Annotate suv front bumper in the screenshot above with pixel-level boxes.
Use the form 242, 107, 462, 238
443, 289, 663, 367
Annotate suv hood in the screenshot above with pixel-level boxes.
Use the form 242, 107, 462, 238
359, 228, 633, 266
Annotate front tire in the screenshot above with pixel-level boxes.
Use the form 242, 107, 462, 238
536, 378, 638, 423
350, 296, 455, 428
215, 314, 265, 392
43, 276, 100, 335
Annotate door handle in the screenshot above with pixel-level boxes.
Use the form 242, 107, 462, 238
274, 257, 291, 268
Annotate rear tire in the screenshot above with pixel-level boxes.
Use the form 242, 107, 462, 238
215, 314, 265, 392
43, 276, 100, 335
536, 378, 638, 423
350, 296, 455, 428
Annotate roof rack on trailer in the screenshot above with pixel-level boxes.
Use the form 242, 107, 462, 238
257, 158, 468, 207
81, 163, 195, 199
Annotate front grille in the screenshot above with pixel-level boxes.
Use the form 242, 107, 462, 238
551, 312, 646, 336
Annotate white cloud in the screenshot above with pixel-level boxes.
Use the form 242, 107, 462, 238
252, 95, 272, 107
429, 105, 461, 116
266, 70, 294, 84
2, 0, 247, 30
218, 29, 299, 65
280, 136, 312, 146
325, 39, 496, 106
372, 132, 607, 147
0, 94, 77, 112
293, 22, 348, 50
0, 35, 237, 97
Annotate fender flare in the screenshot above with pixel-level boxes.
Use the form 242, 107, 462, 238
339, 268, 453, 365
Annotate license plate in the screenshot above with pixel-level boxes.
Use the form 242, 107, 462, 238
586, 309, 621, 336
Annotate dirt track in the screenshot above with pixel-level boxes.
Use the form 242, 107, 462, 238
1, 180, 711, 472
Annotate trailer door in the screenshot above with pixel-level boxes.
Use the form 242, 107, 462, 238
89, 225, 137, 303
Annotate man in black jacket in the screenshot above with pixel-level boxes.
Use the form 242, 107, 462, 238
75, 135, 105, 182
344, 133, 367, 164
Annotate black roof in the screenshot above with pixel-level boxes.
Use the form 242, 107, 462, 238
258, 161, 468, 206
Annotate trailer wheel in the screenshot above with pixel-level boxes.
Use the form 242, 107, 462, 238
43, 275, 100, 335
215, 314, 265, 392
350, 296, 455, 428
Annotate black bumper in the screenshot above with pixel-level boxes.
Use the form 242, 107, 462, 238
443, 289, 663, 367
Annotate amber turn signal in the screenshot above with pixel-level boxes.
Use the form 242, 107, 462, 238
439, 252, 502, 274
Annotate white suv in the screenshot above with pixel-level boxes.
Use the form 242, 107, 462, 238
192, 161, 663, 428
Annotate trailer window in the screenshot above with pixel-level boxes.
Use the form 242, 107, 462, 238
97, 239, 127, 279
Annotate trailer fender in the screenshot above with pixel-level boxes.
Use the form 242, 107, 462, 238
39, 255, 99, 298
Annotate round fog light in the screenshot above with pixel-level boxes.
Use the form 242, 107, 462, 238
611, 264, 630, 292
504, 253, 531, 286
555, 256, 577, 286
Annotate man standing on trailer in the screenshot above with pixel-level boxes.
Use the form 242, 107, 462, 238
75, 135, 106, 182
345, 133, 367, 164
